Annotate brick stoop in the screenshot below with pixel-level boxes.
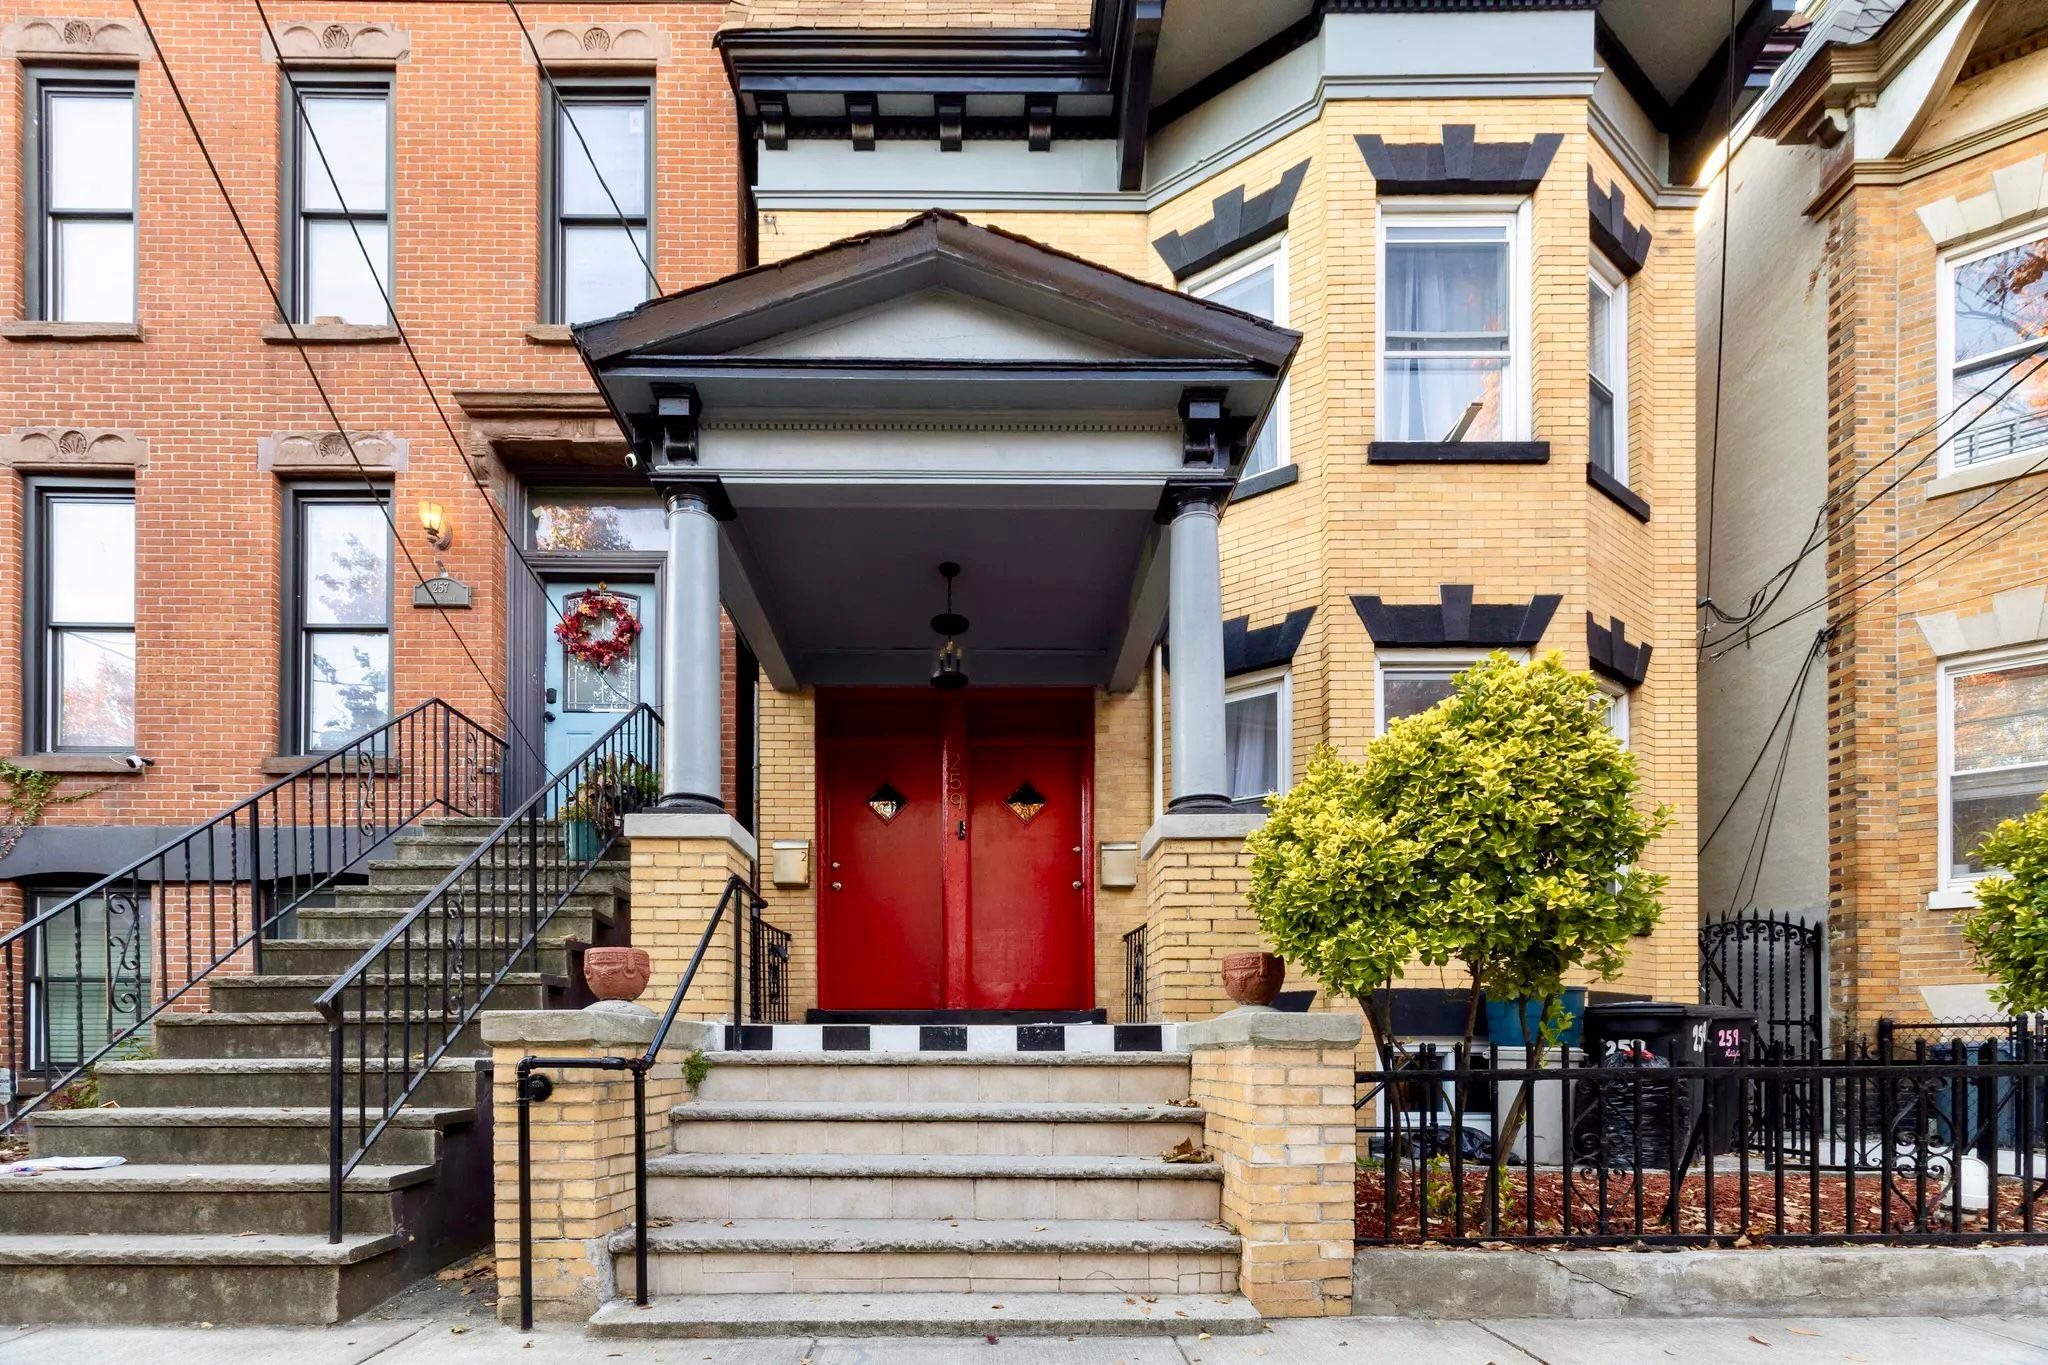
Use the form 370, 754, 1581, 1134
0, 816, 619, 1326
585, 1050, 1263, 1338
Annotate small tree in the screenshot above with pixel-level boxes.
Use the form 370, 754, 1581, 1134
1959, 793, 2048, 1016
1248, 651, 1668, 1051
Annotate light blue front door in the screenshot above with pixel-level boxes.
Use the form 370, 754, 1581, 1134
544, 580, 658, 776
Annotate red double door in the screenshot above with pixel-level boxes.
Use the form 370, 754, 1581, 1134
817, 690, 1092, 1013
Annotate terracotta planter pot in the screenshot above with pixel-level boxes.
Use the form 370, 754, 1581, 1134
1221, 951, 1285, 1007
583, 946, 651, 1002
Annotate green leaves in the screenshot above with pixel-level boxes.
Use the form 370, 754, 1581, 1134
1960, 793, 2048, 1015
1246, 651, 1668, 1010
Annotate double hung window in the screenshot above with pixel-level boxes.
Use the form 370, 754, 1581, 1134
29, 482, 137, 752
1223, 669, 1291, 803
1589, 264, 1628, 483
1381, 208, 1525, 443
1944, 225, 2048, 471
28, 71, 136, 323
287, 490, 393, 752
287, 78, 392, 325
1942, 650, 2048, 885
547, 85, 653, 325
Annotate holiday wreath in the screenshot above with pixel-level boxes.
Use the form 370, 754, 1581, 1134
554, 585, 642, 670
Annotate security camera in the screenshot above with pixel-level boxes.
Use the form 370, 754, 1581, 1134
121, 754, 154, 771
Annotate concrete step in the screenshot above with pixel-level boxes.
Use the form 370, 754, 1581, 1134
207, 972, 553, 1014
692, 1052, 1192, 1105
585, 1290, 1263, 1339
0, 1162, 431, 1236
355, 859, 628, 895
644, 1152, 1222, 1222
609, 1217, 1238, 1297
0, 1232, 414, 1325
26, 1105, 474, 1165
416, 816, 513, 837
296, 900, 611, 941
94, 1056, 488, 1110
390, 833, 630, 869
153, 1011, 485, 1061
667, 1100, 1206, 1158
258, 938, 563, 978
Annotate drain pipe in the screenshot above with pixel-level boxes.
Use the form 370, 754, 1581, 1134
1151, 644, 1165, 822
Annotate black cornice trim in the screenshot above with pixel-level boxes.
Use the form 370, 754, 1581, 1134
1230, 462, 1299, 502
1351, 584, 1561, 648
1587, 612, 1653, 688
1224, 607, 1315, 677
1369, 440, 1550, 464
1112, 0, 1163, 191
1355, 124, 1562, 195
1325, 0, 1597, 8
1590, 173, 1653, 277
1588, 462, 1651, 521
1151, 161, 1310, 281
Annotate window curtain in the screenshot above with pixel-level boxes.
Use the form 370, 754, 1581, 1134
1385, 236, 1508, 441
1225, 693, 1278, 800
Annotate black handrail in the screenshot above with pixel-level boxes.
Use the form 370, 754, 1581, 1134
317, 703, 660, 1242
514, 871, 768, 1330
0, 699, 503, 1131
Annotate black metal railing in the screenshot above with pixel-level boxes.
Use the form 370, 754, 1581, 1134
1123, 923, 1147, 1023
749, 904, 791, 1025
1356, 1030, 2048, 1246
0, 699, 502, 1130
513, 871, 771, 1329
317, 704, 659, 1242
1700, 908, 1826, 1058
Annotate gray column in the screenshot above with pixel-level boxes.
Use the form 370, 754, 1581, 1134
1166, 489, 1232, 812
659, 488, 724, 812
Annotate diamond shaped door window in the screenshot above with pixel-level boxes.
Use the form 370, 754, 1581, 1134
867, 783, 908, 823
1004, 781, 1047, 824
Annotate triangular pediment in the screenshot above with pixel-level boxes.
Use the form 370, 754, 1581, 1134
576, 210, 1296, 371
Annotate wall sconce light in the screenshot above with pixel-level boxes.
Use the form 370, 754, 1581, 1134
418, 500, 452, 552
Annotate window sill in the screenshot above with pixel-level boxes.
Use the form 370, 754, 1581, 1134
1927, 450, 2048, 499
524, 324, 576, 345
261, 754, 402, 775
1368, 440, 1550, 465
0, 321, 143, 342
1588, 463, 1651, 522
1230, 463, 1299, 502
8, 753, 144, 775
1928, 886, 1980, 911
260, 323, 400, 345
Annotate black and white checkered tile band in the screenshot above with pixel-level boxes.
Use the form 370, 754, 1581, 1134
720, 1023, 1181, 1053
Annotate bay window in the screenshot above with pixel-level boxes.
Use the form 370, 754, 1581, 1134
1590, 263, 1628, 485
1224, 669, 1290, 804
1943, 649, 2048, 884
1188, 241, 1288, 476
1944, 224, 2048, 471
1381, 206, 1527, 443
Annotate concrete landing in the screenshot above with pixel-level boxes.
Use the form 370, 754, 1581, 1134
585, 1290, 1265, 1338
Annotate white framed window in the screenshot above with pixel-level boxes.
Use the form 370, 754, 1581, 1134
1940, 646, 2048, 887
1224, 667, 1291, 802
1589, 260, 1629, 484
1187, 240, 1289, 476
1374, 649, 1530, 734
1601, 684, 1631, 750
1379, 201, 1532, 443
1940, 221, 2048, 473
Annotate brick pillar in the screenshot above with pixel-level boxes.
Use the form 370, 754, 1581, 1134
1139, 812, 1266, 1020
480, 1004, 715, 1322
1185, 1006, 1361, 1318
621, 813, 756, 1017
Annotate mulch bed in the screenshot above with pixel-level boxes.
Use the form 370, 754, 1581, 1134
1356, 1166, 2048, 1243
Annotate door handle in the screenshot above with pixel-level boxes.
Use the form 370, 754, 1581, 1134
542, 710, 556, 723
831, 882, 842, 891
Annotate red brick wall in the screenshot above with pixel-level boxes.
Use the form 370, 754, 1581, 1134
0, 2, 741, 831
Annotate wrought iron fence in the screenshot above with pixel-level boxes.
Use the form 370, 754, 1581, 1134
1700, 909, 1825, 1058
749, 904, 791, 1025
1123, 923, 1147, 1023
513, 871, 772, 1330
0, 699, 502, 1130
317, 704, 658, 1242
1356, 1030, 2048, 1246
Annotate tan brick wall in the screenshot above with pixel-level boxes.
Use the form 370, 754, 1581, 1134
625, 831, 753, 1015
488, 1034, 685, 1322
753, 686, 818, 1016
1189, 1032, 1357, 1317
1142, 835, 1261, 1020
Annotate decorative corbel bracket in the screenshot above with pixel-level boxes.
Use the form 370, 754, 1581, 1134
847, 94, 877, 152
1179, 388, 1228, 467
651, 385, 700, 469
757, 94, 789, 152
937, 95, 964, 153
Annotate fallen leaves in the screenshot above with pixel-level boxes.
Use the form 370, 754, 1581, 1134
1162, 1138, 1213, 1164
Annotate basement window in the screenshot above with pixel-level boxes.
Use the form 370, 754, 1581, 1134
283, 74, 393, 325
544, 82, 654, 325
1943, 223, 2048, 472
28, 886, 151, 1072
24, 69, 136, 323
1942, 648, 2048, 885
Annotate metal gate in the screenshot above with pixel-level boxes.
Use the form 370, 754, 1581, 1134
1699, 908, 1826, 1058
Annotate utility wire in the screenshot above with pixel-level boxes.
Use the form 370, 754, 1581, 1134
130, 0, 543, 768
1723, 626, 1818, 917
1698, 628, 1829, 857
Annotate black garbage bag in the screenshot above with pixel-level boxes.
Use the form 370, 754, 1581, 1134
1570, 1047, 1677, 1169
1367, 1123, 1496, 1163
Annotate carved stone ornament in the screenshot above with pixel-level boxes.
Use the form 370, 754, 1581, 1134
0, 15, 148, 60
258, 430, 410, 474
265, 20, 410, 65
0, 426, 148, 470
521, 22, 666, 66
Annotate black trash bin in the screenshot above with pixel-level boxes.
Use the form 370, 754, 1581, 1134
1577, 1002, 1756, 1163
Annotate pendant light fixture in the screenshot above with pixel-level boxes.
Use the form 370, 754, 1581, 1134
930, 561, 970, 690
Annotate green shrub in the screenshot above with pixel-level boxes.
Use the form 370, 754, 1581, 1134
1960, 793, 2048, 1015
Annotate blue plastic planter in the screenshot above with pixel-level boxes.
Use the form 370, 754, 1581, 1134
1484, 988, 1588, 1046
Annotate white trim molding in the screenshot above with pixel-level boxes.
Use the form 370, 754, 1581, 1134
1917, 586, 2048, 658
1917, 154, 2048, 247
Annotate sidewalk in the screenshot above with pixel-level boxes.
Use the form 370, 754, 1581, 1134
4, 1313, 2046, 1364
